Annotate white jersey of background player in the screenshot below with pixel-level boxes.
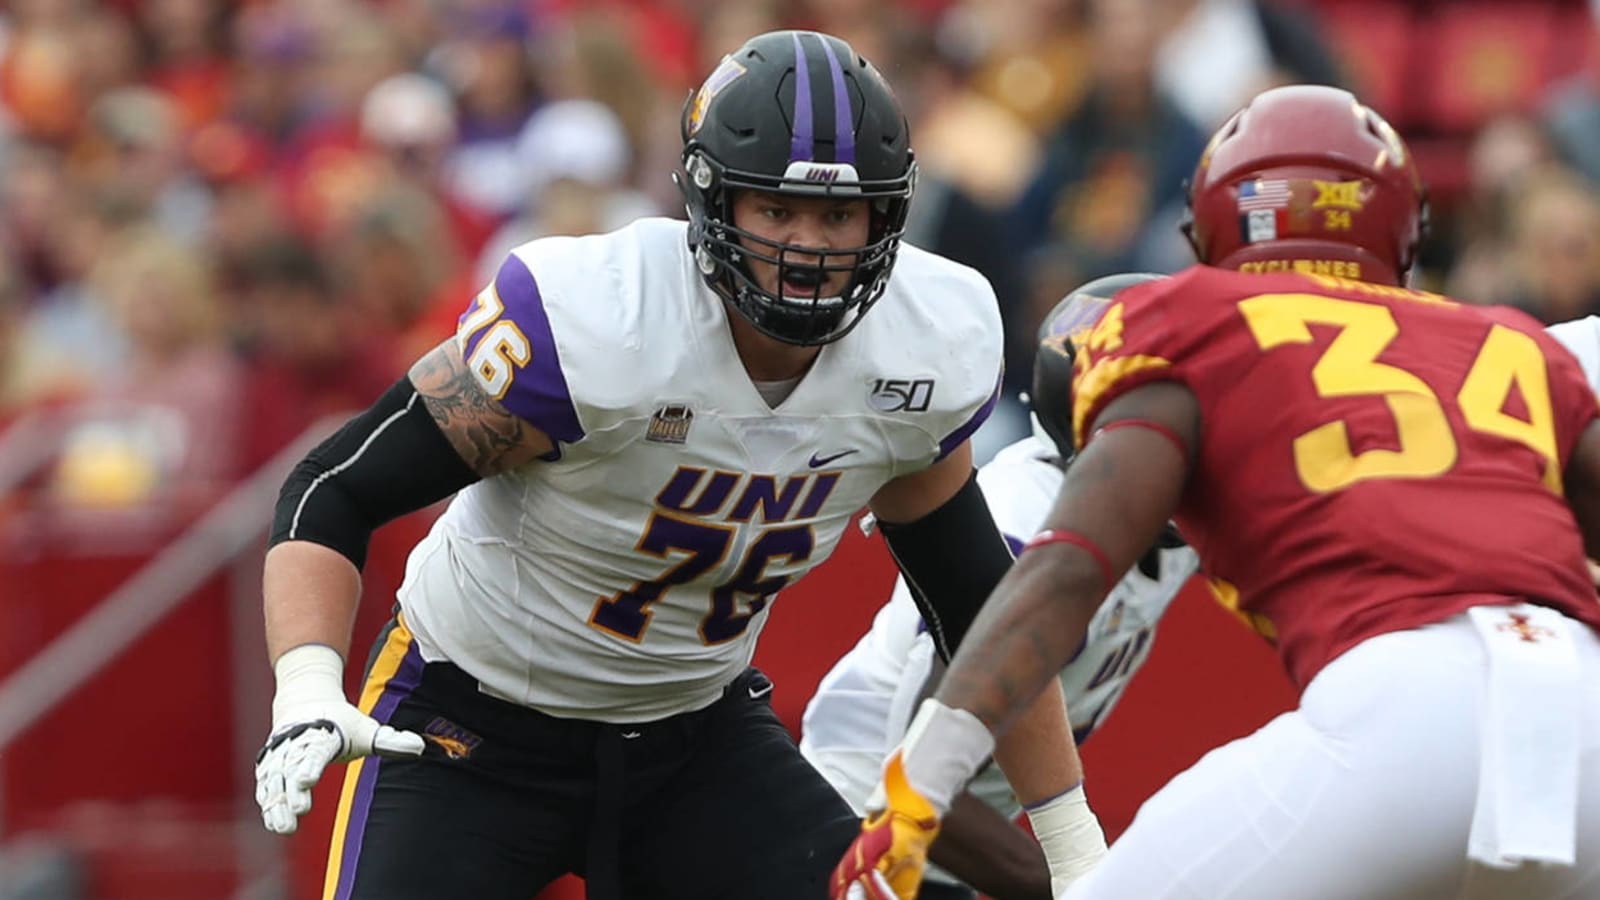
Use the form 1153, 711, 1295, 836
802, 430, 1198, 892
399, 216, 1003, 722
1548, 316, 1600, 393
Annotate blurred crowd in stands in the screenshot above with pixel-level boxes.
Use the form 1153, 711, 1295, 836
3, 0, 1600, 518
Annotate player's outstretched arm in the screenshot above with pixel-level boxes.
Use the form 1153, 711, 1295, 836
257, 338, 554, 835
992, 678, 1105, 895
889, 655, 1053, 900
937, 381, 1196, 749
921, 678, 1085, 900
835, 445, 1097, 899
933, 790, 1052, 900
834, 382, 1198, 899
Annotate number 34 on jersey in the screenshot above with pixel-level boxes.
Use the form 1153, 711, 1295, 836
1238, 291, 1563, 494
1069, 274, 1584, 501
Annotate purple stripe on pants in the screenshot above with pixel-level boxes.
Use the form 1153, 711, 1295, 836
330, 639, 425, 900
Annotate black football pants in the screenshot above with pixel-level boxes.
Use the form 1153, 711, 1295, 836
323, 615, 860, 900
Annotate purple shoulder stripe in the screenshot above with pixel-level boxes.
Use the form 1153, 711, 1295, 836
935, 372, 1003, 462
464, 254, 584, 444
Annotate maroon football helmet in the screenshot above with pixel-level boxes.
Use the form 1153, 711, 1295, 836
1183, 85, 1426, 286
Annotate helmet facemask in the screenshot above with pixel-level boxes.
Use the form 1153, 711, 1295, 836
680, 148, 915, 346
676, 30, 917, 347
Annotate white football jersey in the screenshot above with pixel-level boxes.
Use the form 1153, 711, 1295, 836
1547, 316, 1600, 393
800, 435, 1198, 883
397, 218, 1004, 723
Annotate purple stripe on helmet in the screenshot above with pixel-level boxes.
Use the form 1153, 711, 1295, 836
936, 372, 1003, 462
464, 254, 585, 445
818, 36, 854, 164
789, 32, 814, 162
331, 637, 424, 900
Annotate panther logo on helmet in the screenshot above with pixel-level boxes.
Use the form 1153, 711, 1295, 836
1182, 85, 1427, 287
674, 30, 917, 346
686, 56, 747, 136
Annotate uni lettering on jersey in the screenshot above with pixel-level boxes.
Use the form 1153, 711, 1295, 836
654, 466, 841, 523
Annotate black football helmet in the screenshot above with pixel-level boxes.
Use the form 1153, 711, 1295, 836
1031, 272, 1166, 463
676, 30, 917, 346
1033, 271, 1186, 552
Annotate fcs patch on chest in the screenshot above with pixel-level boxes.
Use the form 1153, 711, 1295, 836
647, 404, 695, 444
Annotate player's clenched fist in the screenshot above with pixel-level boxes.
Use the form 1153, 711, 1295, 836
831, 751, 943, 900
254, 644, 424, 834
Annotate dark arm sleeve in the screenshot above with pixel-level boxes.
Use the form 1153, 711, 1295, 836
269, 377, 480, 569
879, 470, 1015, 660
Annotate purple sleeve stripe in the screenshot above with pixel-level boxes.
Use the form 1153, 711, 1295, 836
474, 254, 585, 444
935, 372, 1003, 462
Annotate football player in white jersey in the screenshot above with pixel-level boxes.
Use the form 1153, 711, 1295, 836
1548, 316, 1600, 393
802, 275, 1199, 900
251, 30, 1102, 900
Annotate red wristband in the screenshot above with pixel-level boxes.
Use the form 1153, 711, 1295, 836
1092, 418, 1189, 461
1021, 529, 1116, 592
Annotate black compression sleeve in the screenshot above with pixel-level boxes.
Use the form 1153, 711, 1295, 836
269, 377, 480, 569
879, 470, 1014, 660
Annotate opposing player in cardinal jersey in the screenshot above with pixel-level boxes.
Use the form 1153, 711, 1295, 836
250, 30, 1093, 900
835, 85, 1600, 900
803, 276, 1198, 900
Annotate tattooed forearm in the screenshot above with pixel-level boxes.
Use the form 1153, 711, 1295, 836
409, 340, 553, 476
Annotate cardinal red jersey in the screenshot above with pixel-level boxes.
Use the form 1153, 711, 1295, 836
1071, 266, 1600, 690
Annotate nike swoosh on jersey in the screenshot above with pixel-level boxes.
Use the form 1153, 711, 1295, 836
808, 449, 860, 467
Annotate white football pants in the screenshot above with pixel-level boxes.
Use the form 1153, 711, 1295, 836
1065, 607, 1600, 899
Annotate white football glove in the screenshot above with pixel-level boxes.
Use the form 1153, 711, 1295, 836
253, 644, 424, 835
1026, 783, 1107, 897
